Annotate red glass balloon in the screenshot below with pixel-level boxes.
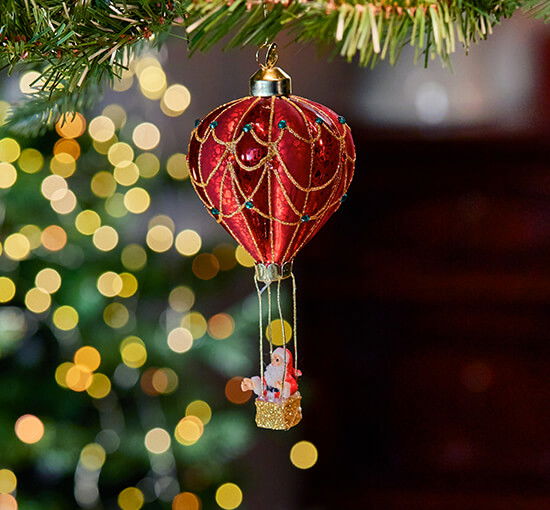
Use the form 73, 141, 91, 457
187, 95, 355, 265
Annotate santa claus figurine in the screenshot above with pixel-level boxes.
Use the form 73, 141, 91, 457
241, 347, 301, 402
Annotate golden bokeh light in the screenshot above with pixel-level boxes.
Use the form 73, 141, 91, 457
118, 487, 144, 510
55, 113, 86, 139
55, 362, 73, 388
19, 70, 41, 94
185, 400, 212, 425
41, 225, 67, 251
135, 152, 160, 178
102, 104, 127, 129
35, 268, 62, 294
107, 142, 134, 166
19, 224, 41, 250
0, 493, 17, 510
168, 286, 195, 313
87, 373, 112, 399
266, 319, 293, 346
120, 336, 147, 368
93, 226, 119, 251
166, 153, 189, 180
0, 277, 16, 303
80, 443, 106, 471
175, 230, 202, 257
52, 305, 79, 330
0, 138, 21, 163
225, 377, 252, 405
97, 271, 123, 297
180, 312, 207, 340
24, 287, 51, 313
54, 138, 81, 160
148, 214, 175, 232
174, 416, 203, 446
104, 303, 130, 328
0, 101, 9, 126
146, 225, 173, 252
0, 162, 17, 189
41, 174, 67, 200
15, 414, 45, 444
162, 84, 191, 114
138, 66, 166, 99
74, 346, 101, 372
112, 71, 134, 92
118, 272, 138, 298
167, 327, 193, 354
91, 171, 117, 198
124, 187, 150, 214
235, 245, 255, 267
172, 492, 201, 510
121, 244, 147, 271
132, 122, 160, 151
105, 193, 128, 218
144, 427, 171, 454
75, 210, 101, 235
290, 441, 318, 469
50, 189, 77, 215
50, 152, 76, 178
0, 469, 17, 494
18, 148, 44, 174
4, 233, 30, 260
66, 364, 93, 391
114, 161, 139, 186
208, 313, 235, 340
93, 135, 118, 155
89, 115, 116, 143
215, 483, 243, 510
192, 253, 220, 280
151, 367, 178, 394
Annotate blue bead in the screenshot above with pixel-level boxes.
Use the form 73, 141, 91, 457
278, 120, 287, 129
209, 121, 218, 129
340, 193, 348, 203
245, 201, 254, 209
315, 117, 324, 124
338, 116, 346, 124
243, 123, 252, 132
301, 214, 310, 222
210, 207, 220, 216
194, 119, 201, 128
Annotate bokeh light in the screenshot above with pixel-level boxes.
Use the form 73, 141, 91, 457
52, 305, 79, 330
0, 469, 17, 494
108, 142, 134, 166
41, 225, 67, 251
118, 487, 144, 510
97, 271, 123, 297
50, 189, 77, 214
124, 187, 150, 214
93, 226, 119, 251
91, 171, 117, 198
174, 416, 203, 446
172, 492, 201, 510
213, 244, 237, 271
167, 327, 193, 354
55, 113, 86, 139
181, 312, 207, 339
235, 245, 255, 267
118, 272, 138, 298
290, 441, 318, 469
76, 210, 101, 235
66, 364, 93, 392
215, 483, 243, 510
0, 162, 17, 188
19, 224, 41, 249
121, 244, 147, 271
208, 313, 235, 340
102, 104, 127, 129
19, 70, 41, 94
74, 346, 101, 372
0, 277, 16, 303
166, 153, 189, 180
50, 153, 76, 178
35, 268, 62, 294
169, 286, 195, 313
87, 373, 112, 399
0, 138, 21, 163
89, 115, 116, 143
266, 319, 292, 345
225, 377, 252, 405
144, 427, 171, 454
0, 493, 17, 509
15, 414, 44, 444
135, 152, 160, 178
103, 302, 130, 328
80, 443, 106, 471
114, 161, 139, 186
185, 400, 212, 425
18, 148, 44, 173
54, 138, 81, 159
4, 233, 30, 260
161, 84, 191, 116
24, 287, 51, 313
175, 230, 202, 257
146, 225, 173, 252
41, 174, 67, 200
192, 253, 220, 280
120, 336, 147, 368
132, 122, 160, 150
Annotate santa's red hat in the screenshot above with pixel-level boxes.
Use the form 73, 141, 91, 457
273, 347, 302, 378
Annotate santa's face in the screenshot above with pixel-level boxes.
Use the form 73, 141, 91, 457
271, 352, 283, 366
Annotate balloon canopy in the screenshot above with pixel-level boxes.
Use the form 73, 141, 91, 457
187, 95, 355, 269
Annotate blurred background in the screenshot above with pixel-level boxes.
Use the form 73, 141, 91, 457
0, 10, 549, 510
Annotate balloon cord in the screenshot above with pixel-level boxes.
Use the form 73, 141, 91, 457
267, 282, 273, 356
254, 276, 264, 397
277, 278, 287, 397
291, 272, 298, 374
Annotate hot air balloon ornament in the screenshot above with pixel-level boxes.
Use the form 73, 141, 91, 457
187, 44, 355, 430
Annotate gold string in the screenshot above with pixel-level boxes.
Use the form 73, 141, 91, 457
291, 272, 298, 373
267, 283, 273, 356
277, 278, 287, 396
254, 276, 265, 396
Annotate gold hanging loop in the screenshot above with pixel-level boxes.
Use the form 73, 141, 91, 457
256, 42, 279, 70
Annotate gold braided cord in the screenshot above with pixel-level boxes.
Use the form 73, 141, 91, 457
254, 276, 265, 396
276, 278, 288, 395
291, 272, 298, 373
267, 283, 273, 356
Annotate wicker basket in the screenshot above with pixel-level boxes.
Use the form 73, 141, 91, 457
254, 392, 302, 430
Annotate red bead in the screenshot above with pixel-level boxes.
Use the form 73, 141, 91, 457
187, 95, 355, 265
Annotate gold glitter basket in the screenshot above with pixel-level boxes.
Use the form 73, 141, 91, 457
255, 393, 302, 430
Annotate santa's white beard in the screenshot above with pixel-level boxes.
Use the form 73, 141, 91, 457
264, 363, 285, 387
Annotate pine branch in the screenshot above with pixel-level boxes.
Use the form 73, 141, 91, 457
522, 0, 550, 19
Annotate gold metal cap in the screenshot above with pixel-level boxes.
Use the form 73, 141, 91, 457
250, 43, 292, 97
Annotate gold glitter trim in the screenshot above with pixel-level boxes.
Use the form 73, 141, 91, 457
255, 393, 302, 430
